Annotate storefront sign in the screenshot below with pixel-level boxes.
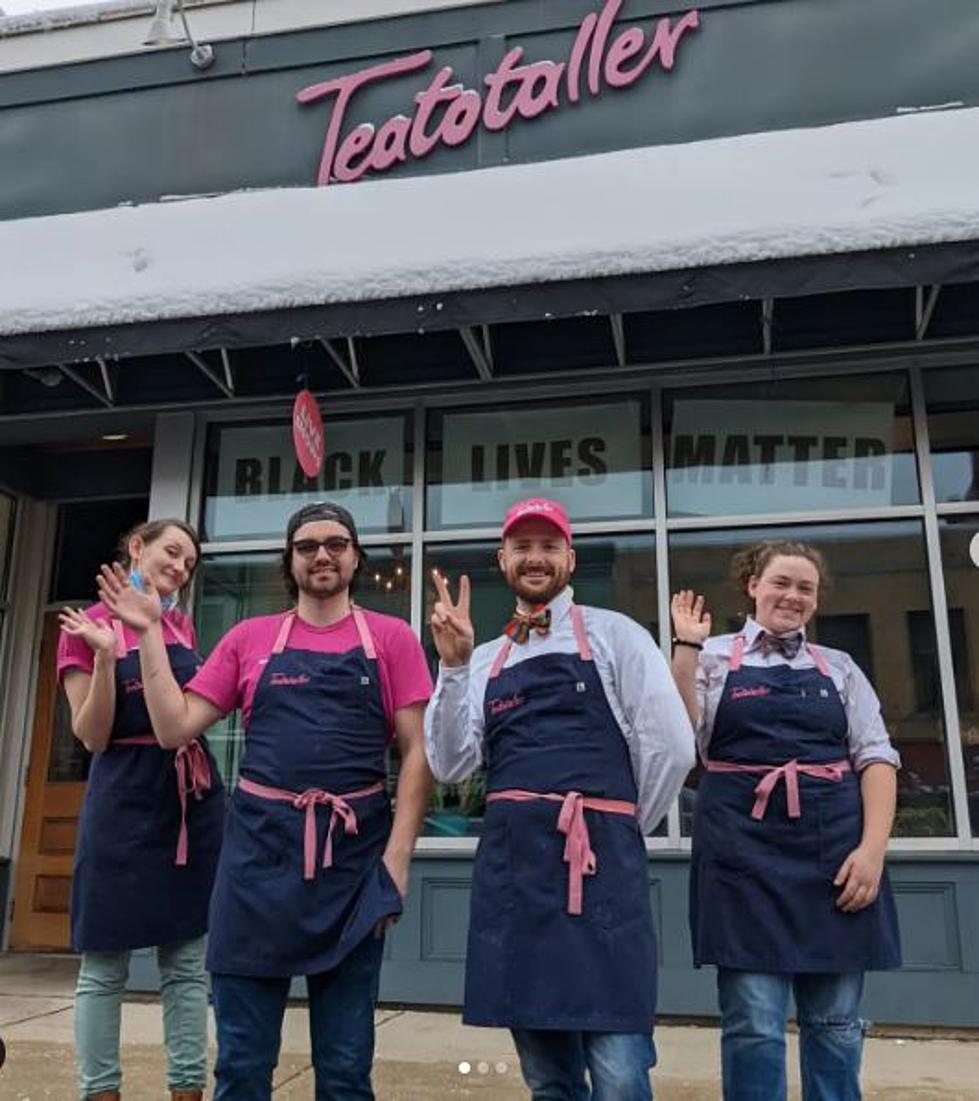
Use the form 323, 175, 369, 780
437, 400, 645, 527
292, 389, 325, 478
668, 400, 895, 515
205, 417, 407, 539
297, 0, 700, 185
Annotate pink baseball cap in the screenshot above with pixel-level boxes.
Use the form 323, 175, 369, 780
501, 497, 573, 544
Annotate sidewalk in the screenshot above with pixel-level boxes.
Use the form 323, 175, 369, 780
1, 954, 977, 1100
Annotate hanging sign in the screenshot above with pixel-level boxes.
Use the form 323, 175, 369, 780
297, 0, 701, 185
292, 389, 325, 478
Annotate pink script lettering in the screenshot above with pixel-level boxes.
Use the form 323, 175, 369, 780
730, 686, 772, 701
489, 694, 526, 716
297, 0, 700, 185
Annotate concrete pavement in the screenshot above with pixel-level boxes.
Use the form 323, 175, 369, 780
1, 953, 977, 1099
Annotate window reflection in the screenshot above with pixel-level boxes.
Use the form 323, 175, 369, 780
925, 366, 979, 504
670, 521, 954, 837
423, 535, 661, 836
665, 373, 919, 517
938, 517, 979, 836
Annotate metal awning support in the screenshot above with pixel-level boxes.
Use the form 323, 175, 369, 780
610, 313, 626, 367
186, 350, 234, 398
95, 356, 115, 404
219, 347, 235, 394
916, 284, 942, 341
318, 337, 361, 388
460, 326, 493, 380
762, 298, 774, 356
59, 363, 114, 408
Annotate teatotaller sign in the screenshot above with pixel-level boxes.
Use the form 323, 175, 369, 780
297, 0, 700, 185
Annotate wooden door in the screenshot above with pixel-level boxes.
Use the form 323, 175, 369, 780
10, 612, 89, 950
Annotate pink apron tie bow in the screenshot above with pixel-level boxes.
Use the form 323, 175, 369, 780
705, 758, 852, 819
293, 789, 359, 880
174, 740, 213, 866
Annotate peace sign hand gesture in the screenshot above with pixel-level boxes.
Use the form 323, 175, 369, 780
430, 570, 475, 668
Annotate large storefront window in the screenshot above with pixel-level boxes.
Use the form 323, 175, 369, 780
669, 521, 955, 837
937, 517, 979, 836
201, 413, 413, 542
426, 396, 652, 530
423, 534, 659, 835
0, 492, 15, 717
196, 547, 412, 785
926, 365, 979, 504
665, 373, 918, 517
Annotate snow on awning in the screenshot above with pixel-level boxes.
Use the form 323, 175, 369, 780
2, 106, 979, 338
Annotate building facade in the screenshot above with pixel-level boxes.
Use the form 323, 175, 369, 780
1, 0, 978, 1024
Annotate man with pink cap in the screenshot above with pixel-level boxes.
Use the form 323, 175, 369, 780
426, 497, 695, 1100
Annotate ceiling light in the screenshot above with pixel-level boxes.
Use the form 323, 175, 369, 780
101, 433, 129, 441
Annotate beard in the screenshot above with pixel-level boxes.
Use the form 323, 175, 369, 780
296, 564, 352, 599
507, 563, 571, 607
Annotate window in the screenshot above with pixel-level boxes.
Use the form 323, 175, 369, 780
201, 413, 413, 543
426, 396, 652, 530
925, 365, 979, 504
665, 373, 918, 518
669, 520, 955, 837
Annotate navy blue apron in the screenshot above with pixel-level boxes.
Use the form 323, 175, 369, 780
206, 608, 402, 977
690, 635, 901, 973
465, 605, 657, 1032
71, 617, 225, 952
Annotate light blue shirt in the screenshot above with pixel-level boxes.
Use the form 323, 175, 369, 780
695, 616, 901, 771
425, 587, 697, 834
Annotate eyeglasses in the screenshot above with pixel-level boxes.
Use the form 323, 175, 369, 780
292, 537, 354, 558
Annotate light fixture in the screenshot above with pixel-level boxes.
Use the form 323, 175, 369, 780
23, 367, 63, 388
101, 433, 129, 442
143, 0, 214, 71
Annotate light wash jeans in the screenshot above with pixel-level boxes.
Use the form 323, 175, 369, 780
718, 969, 866, 1101
75, 936, 208, 1098
511, 1029, 656, 1101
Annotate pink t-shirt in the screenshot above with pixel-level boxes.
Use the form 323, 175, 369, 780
186, 609, 432, 734
57, 601, 197, 682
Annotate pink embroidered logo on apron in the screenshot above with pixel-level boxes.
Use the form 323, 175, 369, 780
729, 685, 771, 701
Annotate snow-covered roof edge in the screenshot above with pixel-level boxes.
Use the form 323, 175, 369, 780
2, 106, 978, 337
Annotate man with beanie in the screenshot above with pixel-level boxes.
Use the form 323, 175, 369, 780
97, 502, 433, 1101
425, 497, 695, 1100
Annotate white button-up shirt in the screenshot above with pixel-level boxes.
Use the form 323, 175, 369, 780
425, 587, 696, 834
695, 616, 901, 771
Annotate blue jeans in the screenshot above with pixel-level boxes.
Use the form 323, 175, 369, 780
211, 933, 384, 1101
74, 937, 208, 1097
512, 1029, 656, 1101
718, 969, 866, 1101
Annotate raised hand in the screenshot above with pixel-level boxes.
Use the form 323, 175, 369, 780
58, 607, 118, 656
430, 570, 475, 668
670, 589, 712, 645
96, 562, 162, 634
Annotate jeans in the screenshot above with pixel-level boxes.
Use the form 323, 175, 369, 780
718, 969, 866, 1101
211, 933, 384, 1101
512, 1029, 656, 1101
74, 936, 208, 1097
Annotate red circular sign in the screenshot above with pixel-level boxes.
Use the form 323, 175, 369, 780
292, 389, 325, 478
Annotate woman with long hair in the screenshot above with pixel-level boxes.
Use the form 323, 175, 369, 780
58, 518, 224, 1101
671, 540, 901, 1101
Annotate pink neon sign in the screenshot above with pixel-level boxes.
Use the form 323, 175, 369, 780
297, 0, 700, 186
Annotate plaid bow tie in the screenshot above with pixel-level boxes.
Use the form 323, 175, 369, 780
504, 606, 552, 644
758, 631, 803, 660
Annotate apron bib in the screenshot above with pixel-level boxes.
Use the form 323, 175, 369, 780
206, 608, 402, 977
690, 635, 901, 973
71, 619, 225, 952
465, 606, 657, 1032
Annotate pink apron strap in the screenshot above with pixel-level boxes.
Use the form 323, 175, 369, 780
489, 636, 514, 680
351, 605, 377, 660
111, 619, 129, 660
173, 741, 213, 866
729, 633, 746, 672
805, 643, 830, 677
570, 605, 592, 662
272, 612, 295, 655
